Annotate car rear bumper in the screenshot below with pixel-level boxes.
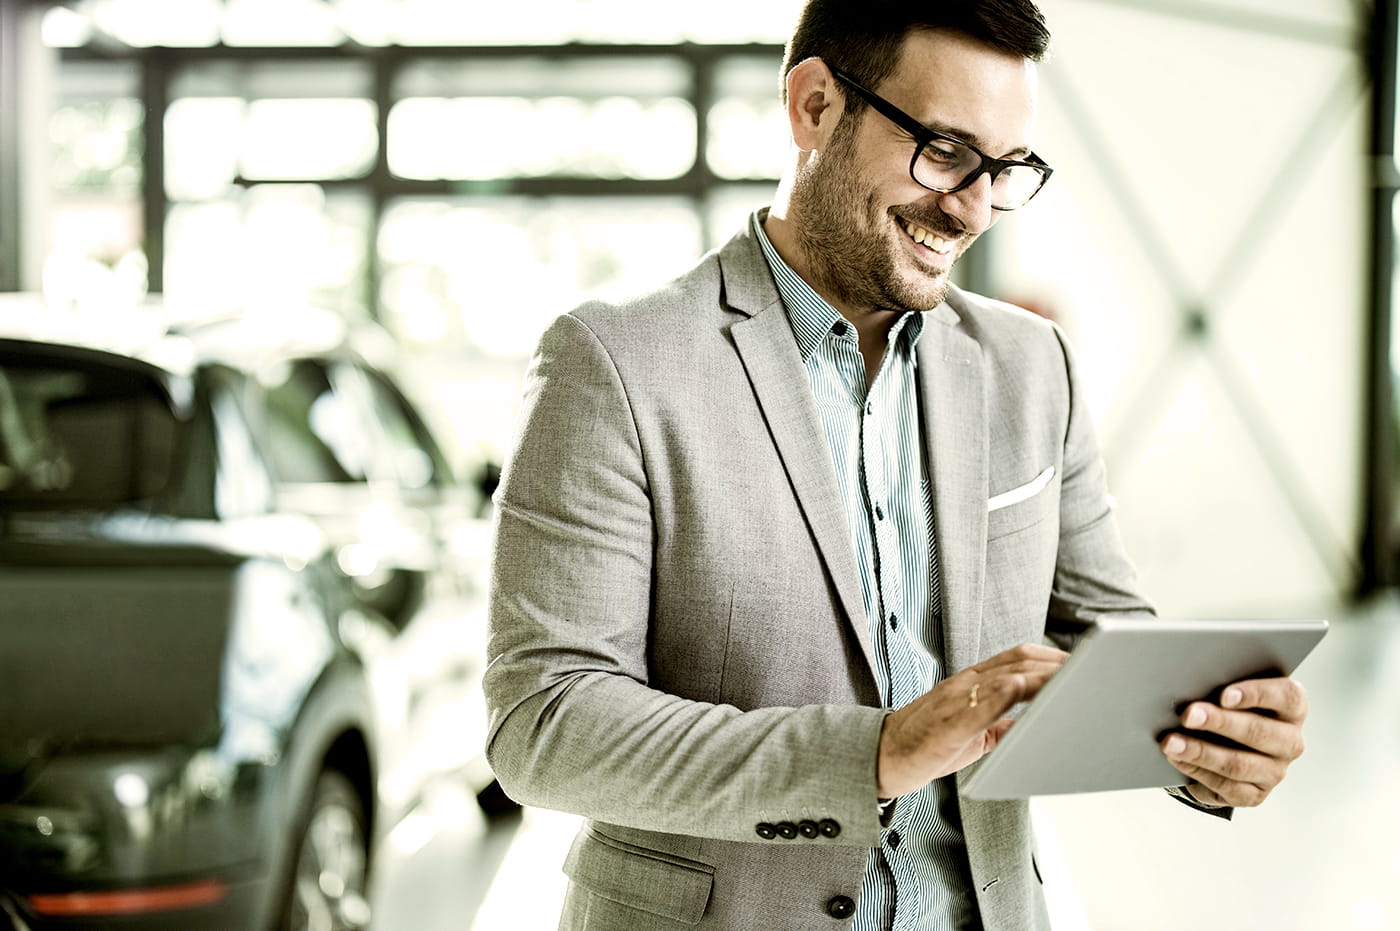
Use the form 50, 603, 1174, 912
2, 871, 267, 931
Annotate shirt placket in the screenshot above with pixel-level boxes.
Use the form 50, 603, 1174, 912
866, 350, 933, 930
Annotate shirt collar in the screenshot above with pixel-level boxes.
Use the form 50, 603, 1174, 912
751, 211, 924, 363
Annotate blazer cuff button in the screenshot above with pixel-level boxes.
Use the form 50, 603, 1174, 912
826, 895, 856, 919
775, 821, 798, 839
798, 820, 819, 838
755, 822, 777, 840
818, 819, 841, 838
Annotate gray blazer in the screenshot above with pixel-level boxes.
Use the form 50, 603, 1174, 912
484, 218, 1154, 930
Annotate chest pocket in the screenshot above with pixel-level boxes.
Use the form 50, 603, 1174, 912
987, 466, 1057, 540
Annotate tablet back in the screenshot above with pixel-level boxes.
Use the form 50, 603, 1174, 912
959, 617, 1328, 799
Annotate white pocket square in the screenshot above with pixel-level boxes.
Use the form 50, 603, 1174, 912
987, 466, 1055, 512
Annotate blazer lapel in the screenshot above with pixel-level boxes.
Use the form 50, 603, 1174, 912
720, 229, 879, 683
918, 298, 988, 674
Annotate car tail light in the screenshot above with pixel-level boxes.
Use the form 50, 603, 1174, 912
26, 879, 227, 916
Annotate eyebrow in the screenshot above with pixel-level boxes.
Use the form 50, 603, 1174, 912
912, 116, 1033, 162
833, 68, 1036, 162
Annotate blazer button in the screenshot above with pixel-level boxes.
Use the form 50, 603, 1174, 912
818, 819, 841, 838
755, 822, 777, 840
776, 821, 798, 839
826, 895, 856, 919
798, 819, 820, 838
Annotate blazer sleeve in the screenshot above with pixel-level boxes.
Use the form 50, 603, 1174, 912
1045, 321, 1157, 645
483, 312, 888, 845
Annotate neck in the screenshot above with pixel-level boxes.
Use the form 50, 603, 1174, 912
762, 205, 900, 386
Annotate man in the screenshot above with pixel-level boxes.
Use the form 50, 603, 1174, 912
483, 2, 1310, 928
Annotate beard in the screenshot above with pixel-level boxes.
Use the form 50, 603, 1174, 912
787, 120, 967, 315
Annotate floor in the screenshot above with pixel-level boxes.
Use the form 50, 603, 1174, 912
368, 596, 1400, 930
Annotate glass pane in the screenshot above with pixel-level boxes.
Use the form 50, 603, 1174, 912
221, 0, 344, 46
390, 57, 694, 181
42, 199, 146, 311
353, 366, 443, 490
708, 98, 787, 180
377, 197, 704, 355
0, 354, 177, 510
45, 61, 147, 310
165, 97, 242, 199
209, 378, 274, 518
389, 0, 798, 44
258, 360, 366, 483
241, 98, 378, 180
49, 97, 143, 195
165, 186, 371, 317
389, 96, 694, 180
709, 56, 787, 181
394, 57, 690, 100
171, 60, 372, 101
81, 0, 222, 47
706, 185, 771, 250
62, 0, 797, 48
167, 63, 376, 188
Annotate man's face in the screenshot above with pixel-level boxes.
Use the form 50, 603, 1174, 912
789, 29, 1039, 314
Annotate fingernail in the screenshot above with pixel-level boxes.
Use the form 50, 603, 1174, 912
1221, 688, 1242, 708
1164, 735, 1186, 757
1184, 705, 1207, 728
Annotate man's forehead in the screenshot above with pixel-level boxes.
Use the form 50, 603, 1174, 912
880, 28, 1039, 153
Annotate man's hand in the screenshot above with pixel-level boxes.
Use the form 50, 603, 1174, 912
876, 643, 1068, 799
1159, 676, 1309, 807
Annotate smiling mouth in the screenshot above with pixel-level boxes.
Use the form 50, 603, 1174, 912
901, 218, 956, 256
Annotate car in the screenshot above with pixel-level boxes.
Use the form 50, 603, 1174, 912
0, 297, 497, 930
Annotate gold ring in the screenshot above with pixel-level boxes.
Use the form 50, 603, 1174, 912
968, 683, 979, 708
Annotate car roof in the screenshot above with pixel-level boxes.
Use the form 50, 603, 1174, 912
0, 294, 397, 376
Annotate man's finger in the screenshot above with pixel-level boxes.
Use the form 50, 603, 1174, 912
1178, 702, 1306, 761
1168, 757, 1270, 807
970, 643, 1068, 675
1161, 732, 1286, 798
1218, 676, 1309, 723
1181, 781, 1228, 808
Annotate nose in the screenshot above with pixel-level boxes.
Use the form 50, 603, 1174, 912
936, 172, 997, 237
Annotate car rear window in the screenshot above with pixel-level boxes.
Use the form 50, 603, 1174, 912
0, 352, 180, 510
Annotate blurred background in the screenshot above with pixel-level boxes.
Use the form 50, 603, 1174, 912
0, 0, 1396, 929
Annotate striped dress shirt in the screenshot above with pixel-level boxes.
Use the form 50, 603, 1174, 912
754, 217, 980, 931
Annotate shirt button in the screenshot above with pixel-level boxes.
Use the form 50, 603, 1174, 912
888, 830, 902, 849
826, 895, 856, 920
888, 613, 898, 630
831, 321, 847, 336
875, 504, 885, 520
865, 401, 873, 415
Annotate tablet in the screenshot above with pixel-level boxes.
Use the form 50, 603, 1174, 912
959, 617, 1328, 800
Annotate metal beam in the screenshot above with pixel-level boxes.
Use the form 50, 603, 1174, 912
61, 41, 785, 64
0, 0, 22, 291
1361, 0, 1398, 594
139, 48, 170, 293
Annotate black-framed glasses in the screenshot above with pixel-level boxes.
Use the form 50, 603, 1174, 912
830, 67, 1052, 211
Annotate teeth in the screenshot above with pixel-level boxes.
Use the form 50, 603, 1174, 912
902, 220, 952, 255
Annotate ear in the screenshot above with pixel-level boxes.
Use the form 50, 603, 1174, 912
784, 57, 847, 152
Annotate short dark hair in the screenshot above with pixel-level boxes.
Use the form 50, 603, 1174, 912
781, 0, 1050, 105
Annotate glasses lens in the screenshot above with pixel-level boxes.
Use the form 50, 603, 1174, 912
911, 138, 1048, 210
990, 164, 1048, 210
912, 138, 980, 192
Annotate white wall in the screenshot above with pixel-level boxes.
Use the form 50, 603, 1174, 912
997, 0, 1369, 616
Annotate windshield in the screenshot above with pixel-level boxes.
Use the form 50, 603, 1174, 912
0, 351, 180, 511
